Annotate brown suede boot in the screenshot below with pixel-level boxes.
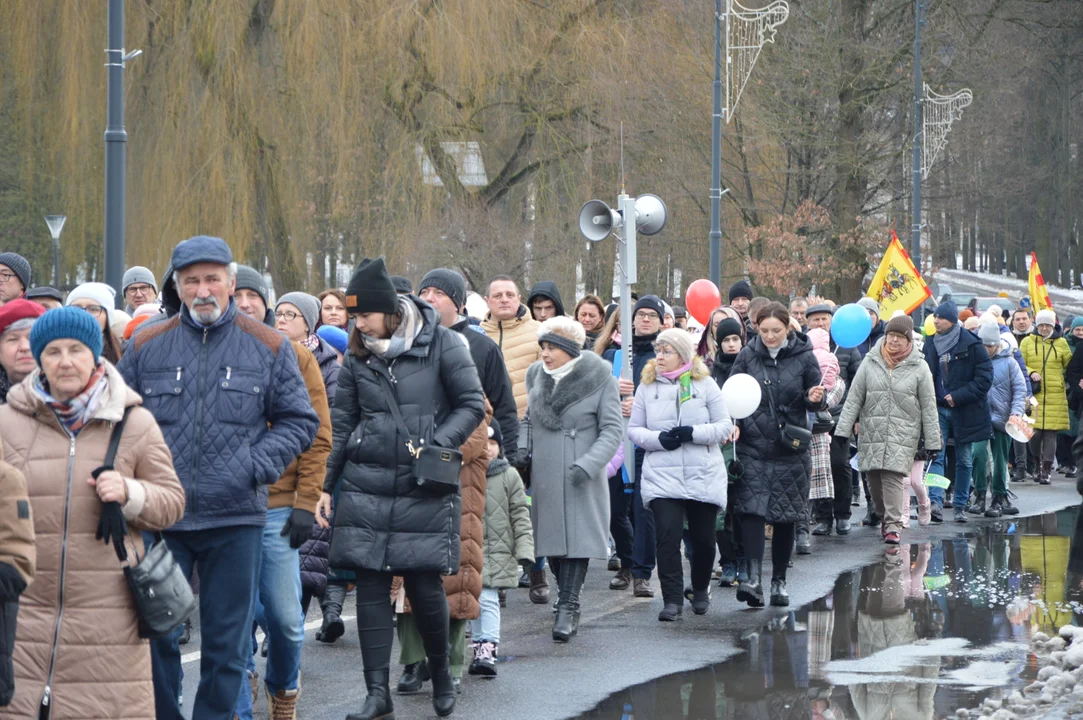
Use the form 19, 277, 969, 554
529, 569, 550, 604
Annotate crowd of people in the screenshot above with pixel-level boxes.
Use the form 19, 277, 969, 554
0, 243, 1081, 719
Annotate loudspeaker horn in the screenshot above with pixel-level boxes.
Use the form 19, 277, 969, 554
578, 200, 618, 242
634, 194, 667, 236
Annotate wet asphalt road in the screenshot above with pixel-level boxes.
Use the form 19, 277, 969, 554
179, 478, 1081, 719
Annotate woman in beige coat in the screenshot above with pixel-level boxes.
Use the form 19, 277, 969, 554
0, 307, 184, 720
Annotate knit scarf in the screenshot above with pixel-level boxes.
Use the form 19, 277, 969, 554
34, 363, 108, 435
300, 333, 320, 353
543, 355, 581, 386
662, 360, 694, 405
932, 323, 962, 358
360, 296, 423, 360
881, 338, 912, 370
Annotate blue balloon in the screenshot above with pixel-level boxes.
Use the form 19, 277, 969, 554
831, 303, 873, 348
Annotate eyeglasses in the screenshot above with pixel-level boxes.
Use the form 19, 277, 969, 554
76, 304, 106, 317
654, 346, 678, 358
126, 284, 155, 295
275, 310, 301, 322
0, 271, 17, 284
634, 311, 660, 321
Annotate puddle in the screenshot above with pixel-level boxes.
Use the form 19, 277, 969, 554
576, 508, 1083, 719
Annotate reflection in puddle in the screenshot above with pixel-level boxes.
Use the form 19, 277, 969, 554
577, 508, 1083, 719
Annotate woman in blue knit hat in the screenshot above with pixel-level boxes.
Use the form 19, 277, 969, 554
0, 307, 184, 719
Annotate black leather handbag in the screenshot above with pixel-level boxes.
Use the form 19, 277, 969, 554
102, 409, 195, 639
810, 410, 836, 435
375, 371, 462, 495
766, 382, 812, 454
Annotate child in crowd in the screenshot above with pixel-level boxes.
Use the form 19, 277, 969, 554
469, 425, 534, 677
711, 318, 746, 586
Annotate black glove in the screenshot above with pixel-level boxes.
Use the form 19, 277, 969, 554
569, 465, 592, 486
727, 458, 744, 479
671, 426, 695, 444
658, 430, 682, 451
95, 500, 128, 559
281, 508, 316, 549
0, 563, 26, 601
918, 448, 942, 463
510, 448, 531, 470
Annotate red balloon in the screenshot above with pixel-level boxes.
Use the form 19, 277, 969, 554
685, 279, 722, 325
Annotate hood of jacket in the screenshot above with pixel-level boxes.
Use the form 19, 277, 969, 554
159, 263, 181, 317
525, 351, 613, 431
640, 355, 711, 385
527, 281, 565, 318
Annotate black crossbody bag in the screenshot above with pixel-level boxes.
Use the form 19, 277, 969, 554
374, 371, 462, 495
101, 409, 196, 639
765, 381, 813, 454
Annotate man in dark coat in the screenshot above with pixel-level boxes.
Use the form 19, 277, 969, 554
602, 295, 665, 598
806, 304, 860, 535
923, 300, 993, 524
728, 280, 754, 336
527, 280, 565, 321
118, 236, 319, 718
418, 267, 519, 457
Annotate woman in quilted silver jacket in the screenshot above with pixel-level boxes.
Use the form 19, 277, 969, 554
628, 328, 733, 621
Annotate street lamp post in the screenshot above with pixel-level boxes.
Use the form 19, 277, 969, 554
104, 0, 141, 306
44, 215, 67, 288
910, 0, 925, 322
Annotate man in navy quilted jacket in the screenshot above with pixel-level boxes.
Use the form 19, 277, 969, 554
118, 236, 319, 720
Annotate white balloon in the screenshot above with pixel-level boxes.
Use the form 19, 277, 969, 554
721, 373, 762, 420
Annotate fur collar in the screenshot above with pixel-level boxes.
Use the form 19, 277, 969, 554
639, 356, 710, 386
487, 457, 511, 477
526, 352, 612, 431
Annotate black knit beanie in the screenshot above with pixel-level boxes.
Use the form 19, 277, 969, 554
728, 280, 753, 303
418, 268, 467, 310
346, 258, 399, 314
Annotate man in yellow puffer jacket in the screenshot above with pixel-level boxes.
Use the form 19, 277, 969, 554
482, 276, 541, 418
1021, 308, 1072, 483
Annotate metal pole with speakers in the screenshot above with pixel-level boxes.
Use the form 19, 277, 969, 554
578, 191, 666, 490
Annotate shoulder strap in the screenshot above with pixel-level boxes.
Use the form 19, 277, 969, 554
101, 406, 134, 470
372, 368, 419, 453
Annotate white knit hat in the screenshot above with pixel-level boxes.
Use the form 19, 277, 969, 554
1035, 309, 1057, 327
65, 282, 117, 326
655, 328, 696, 363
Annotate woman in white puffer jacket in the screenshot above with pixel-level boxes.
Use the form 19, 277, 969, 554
628, 328, 733, 622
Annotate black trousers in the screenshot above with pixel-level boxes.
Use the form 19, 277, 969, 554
815, 435, 855, 521
740, 514, 795, 582
607, 471, 634, 569
354, 570, 448, 673
717, 488, 743, 566
652, 498, 718, 604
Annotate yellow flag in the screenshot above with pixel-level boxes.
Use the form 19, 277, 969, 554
867, 231, 932, 317
1028, 252, 1052, 312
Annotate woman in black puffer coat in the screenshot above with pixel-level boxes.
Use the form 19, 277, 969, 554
317, 258, 486, 720
728, 302, 824, 610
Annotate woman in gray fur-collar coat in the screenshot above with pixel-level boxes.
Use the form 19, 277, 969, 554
521, 317, 623, 642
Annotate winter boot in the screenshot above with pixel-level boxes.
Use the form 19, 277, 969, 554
736, 559, 764, 608
1001, 491, 1021, 515
966, 492, 986, 516
691, 588, 711, 615
769, 578, 789, 607
862, 505, 880, 527
811, 521, 832, 536
985, 495, 1004, 518
658, 602, 683, 621
717, 564, 737, 587
736, 557, 749, 584
529, 569, 551, 604
347, 669, 395, 720
317, 582, 347, 644
795, 529, 811, 555
553, 559, 588, 642
468, 641, 497, 678
269, 688, 299, 720
1040, 461, 1053, 485
396, 662, 429, 694
427, 655, 456, 717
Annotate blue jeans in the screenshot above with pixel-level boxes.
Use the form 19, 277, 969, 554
631, 448, 656, 580
234, 507, 304, 718
470, 587, 501, 644
927, 407, 973, 509
151, 526, 263, 720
